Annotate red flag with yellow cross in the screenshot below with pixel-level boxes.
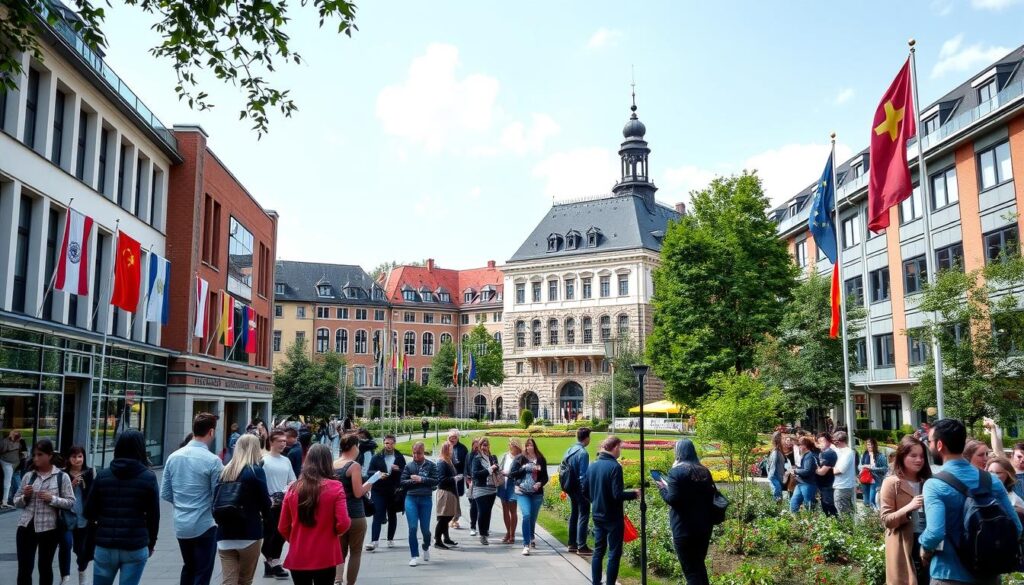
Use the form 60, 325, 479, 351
868, 59, 916, 233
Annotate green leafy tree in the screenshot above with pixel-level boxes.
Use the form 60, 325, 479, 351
370, 259, 425, 280
3, 0, 358, 134
586, 336, 642, 418
428, 325, 503, 389
756, 270, 864, 424
648, 173, 798, 406
273, 339, 348, 423
396, 381, 448, 416
428, 340, 458, 389
911, 257, 1024, 430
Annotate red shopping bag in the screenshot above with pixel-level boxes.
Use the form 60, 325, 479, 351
623, 515, 639, 543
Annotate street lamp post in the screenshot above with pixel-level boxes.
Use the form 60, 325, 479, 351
631, 363, 650, 585
603, 338, 618, 428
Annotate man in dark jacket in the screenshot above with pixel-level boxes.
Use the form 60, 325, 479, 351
584, 436, 638, 585
564, 427, 592, 555
85, 430, 160, 583
283, 428, 303, 478
815, 432, 838, 516
356, 428, 378, 480
366, 434, 407, 550
446, 429, 469, 528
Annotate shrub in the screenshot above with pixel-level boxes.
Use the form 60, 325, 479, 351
710, 563, 778, 585
519, 409, 534, 429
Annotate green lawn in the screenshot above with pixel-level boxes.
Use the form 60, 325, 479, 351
394, 431, 675, 462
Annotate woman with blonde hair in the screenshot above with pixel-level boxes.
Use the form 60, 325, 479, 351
497, 439, 522, 544
987, 457, 1024, 517
215, 433, 271, 585
433, 441, 463, 549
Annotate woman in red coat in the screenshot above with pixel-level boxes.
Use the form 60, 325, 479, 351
278, 443, 351, 585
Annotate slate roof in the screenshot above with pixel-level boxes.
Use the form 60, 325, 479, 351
275, 261, 386, 305
772, 43, 1024, 222
508, 193, 681, 262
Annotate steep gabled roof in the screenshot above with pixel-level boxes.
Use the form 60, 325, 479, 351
275, 261, 385, 305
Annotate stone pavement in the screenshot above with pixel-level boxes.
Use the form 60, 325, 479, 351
0, 487, 593, 585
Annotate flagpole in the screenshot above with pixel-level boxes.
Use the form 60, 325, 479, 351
909, 39, 946, 420
830, 134, 856, 445
91, 220, 119, 464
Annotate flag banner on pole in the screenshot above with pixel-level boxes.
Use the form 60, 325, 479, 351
453, 346, 461, 386
830, 264, 841, 339
194, 277, 209, 337
56, 209, 94, 296
111, 232, 142, 312
469, 353, 477, 382
219, 293, 235, 346
242, 305, 257, 353
868, 58, 916, 233
145, 253, 170, 324
808, 153, 837, 263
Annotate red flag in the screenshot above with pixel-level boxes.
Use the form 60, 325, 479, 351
868, 59, 916, 233
830, 264, 841, 339
245, 307, 257, 353
111, 232, 142, 312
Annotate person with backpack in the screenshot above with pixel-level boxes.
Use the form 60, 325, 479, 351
655, 439, 716, 585
920, 418, 1022, 584
84, 431, 159, 585
215, 434, 270, 585
14, 439, 76, 585
58, 445, 95, 585
561, 427, 592, 555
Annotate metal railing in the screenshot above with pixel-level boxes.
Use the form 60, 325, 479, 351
920, 79, 1024, 151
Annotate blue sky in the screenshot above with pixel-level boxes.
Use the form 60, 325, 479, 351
97, 0, 1024, 269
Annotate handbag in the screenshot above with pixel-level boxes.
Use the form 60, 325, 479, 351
710, 486, 729, 525
623, 515, 639, 543
858, 466, 874, 485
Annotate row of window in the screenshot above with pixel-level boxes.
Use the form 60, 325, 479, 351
275, 328, 503, 356
399, 288, 502, 304
513, 358, 611, 375
280, 305, 388, 321
513, 315, 629, 348
852, 322, 973, 370
514, 275, 629, 304
314, 283, 386, 301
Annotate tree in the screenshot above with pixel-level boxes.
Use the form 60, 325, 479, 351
911, 257, 1024, 430
428, 324, 503, 389
396, 381, 448, 416
3, 0, 358, 135
647, 173, 798, 406
428, 340, 458, 389
586, 336, 642, 418
273, 339, 348, 423
756, 270, 864, 425
696, 371, 783, 520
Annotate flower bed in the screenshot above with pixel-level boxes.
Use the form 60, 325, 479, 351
620, 439, 675, 450
484, 429, 575, 438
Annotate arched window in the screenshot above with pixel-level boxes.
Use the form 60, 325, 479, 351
474, 394, 487, 418
582, 317, 593, 344
441, 332, 452, 345
532, 319, 542, 346
422, 332, 434, 356
515, 320, 526, 348
316, 328, 329, 353
462, 333, 469, 343
565, 317, 576, 344
519, 391, 539, 416
335, 329, 348, 353
548, 318, 559, 345
493, 331, 502, 343
354, 330, 367, 354
404, 331, 416, 355
495, 397, 503, 419
600, 315, 611, 341
617, 314, 629, 337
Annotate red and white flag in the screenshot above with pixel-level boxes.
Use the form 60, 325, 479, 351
55, 209, 94, 296
194, 276, 210, 338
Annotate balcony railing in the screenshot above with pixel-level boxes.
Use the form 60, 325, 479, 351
921, 79, 1024, 151
512, 342, 608, 357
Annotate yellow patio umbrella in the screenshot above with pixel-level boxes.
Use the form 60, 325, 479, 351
628, 400, 685, 415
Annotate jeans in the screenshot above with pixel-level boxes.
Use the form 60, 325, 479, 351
769, 477, 784, 501
17, 524, 61, 585
92, 546, 149, 585
9, 467, 23, 504
789, 482, 817, 513
516, 493, 543, 546
567, 492, 590, 547
592, 521, 624, 585
404, 495, 432, 558
331, 436, 340, 460
862, 482, 878, 510
474, 494, 496, 537
262, 505, 285, 562
819, 486, 837, 516
673, 534, 711, 585
289, 567, 335, 585
176, 526, 217, 585
834, 487, 855, 515
370, 491, 398, 542
469, 496, 478, 530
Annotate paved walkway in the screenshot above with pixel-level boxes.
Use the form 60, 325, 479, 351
0, 483, 592, 585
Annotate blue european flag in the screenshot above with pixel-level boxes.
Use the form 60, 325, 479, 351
808, 153, 837, 263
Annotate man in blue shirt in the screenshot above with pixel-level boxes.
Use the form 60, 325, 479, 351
920, 418, 1022, 585
564, 427, 592, 555
162, 412, 224, 585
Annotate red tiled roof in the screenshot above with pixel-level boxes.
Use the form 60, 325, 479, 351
382, 260, 503, 308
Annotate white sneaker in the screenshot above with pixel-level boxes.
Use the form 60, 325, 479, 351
365, 541, 377, 552
60, 577, 70, 585
409, 557, 418, 567
387, 540, 395, 548
422, 548, 430, 561
470, 529, 478, 536
78, 571, 89, 585
522, 546, 530, 556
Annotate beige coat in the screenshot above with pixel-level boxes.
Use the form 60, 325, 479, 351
879, 475, 920, 585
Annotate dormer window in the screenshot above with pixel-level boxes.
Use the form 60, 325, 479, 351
317, 285, 331, 297
371, 287, 384, 300
547, 233, 563, 252
586, 227, 601, 247
422, 291, 433, 302
344, 287, 358, 299
977, 78, 996, 103
923, 114, 940, 136
275, 283, 285, 295
566, 230, 581, 250
403, 290, 416, 301
788, 201, 799, 217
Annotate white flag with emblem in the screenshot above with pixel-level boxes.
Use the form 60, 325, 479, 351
145, 253, 170, 324
194, 276, 210, 337
55, 209, 94, 296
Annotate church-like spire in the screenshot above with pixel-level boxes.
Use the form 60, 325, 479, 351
613, 83, 656, 203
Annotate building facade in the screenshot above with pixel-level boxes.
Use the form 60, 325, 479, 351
774, 45, 1024, 431
0, 4, 180, 465
163, 125, 278, 453
501, 101, 680, 422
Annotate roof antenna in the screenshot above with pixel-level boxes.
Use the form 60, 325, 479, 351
630, 65, 637, 118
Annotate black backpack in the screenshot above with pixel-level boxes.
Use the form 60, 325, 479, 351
559, 446, 583, 492
934, 470, 1022, 578
213, 471, 248, 526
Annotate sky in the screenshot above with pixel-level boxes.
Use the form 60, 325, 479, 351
92, 0, 1024, 270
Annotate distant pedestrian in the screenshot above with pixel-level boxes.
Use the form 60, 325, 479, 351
511, 437, 549, 555
656, 439, 715, 585
355, 429, 377, 480
814, 432, 837, 516
261, 430, 295, 580
766, 432, 787, 502
327, 417, 340, 459
284, 428, 303, 478
879, 435, 930, 585
84, 431, 159, 585
830, 431, 856, 515
470, 438, 499, 545
365, 434, 406, 551
225, 423, 241, 464
583, 436, 638, 585
277, 444, 352, 585
161, 412, 224, 585
562, 428, 592, 554
858, 437, 887, 511
15, 439, 76, 585
58, 445, 95, 585
497, 439, 522, 544
1, 430, 23, 508
433, 441, 462, 549
421, 418, 429, 439
215, 434, 270, 585
400, 442, 439, 566
790, 437, 819, 513
334, 434, 378, 585
342, 416, 353, 433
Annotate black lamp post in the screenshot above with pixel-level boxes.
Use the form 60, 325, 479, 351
631, 363, 650, 585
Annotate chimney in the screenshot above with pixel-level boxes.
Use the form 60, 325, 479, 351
426, 258, 434, 272
487, 260, 495, 269
675, 202, 687, 215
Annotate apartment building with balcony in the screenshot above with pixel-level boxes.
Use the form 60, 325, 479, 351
774, 45, 1024, 431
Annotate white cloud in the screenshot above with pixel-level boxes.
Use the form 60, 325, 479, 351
468, 186, 482, 201
833, 87, 855, 105
500, 114, 561, 155
931, 34, 1010, 78
745, 142, 853, 206
970, 0, 1021, 9
532, 148, 619, 201
413, 194, 442, 220
930, 0, 955, 15
587, 28, 623, 49
376, 43, 500, 152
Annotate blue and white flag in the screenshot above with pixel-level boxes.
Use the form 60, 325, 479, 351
145, 253, 171, 324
